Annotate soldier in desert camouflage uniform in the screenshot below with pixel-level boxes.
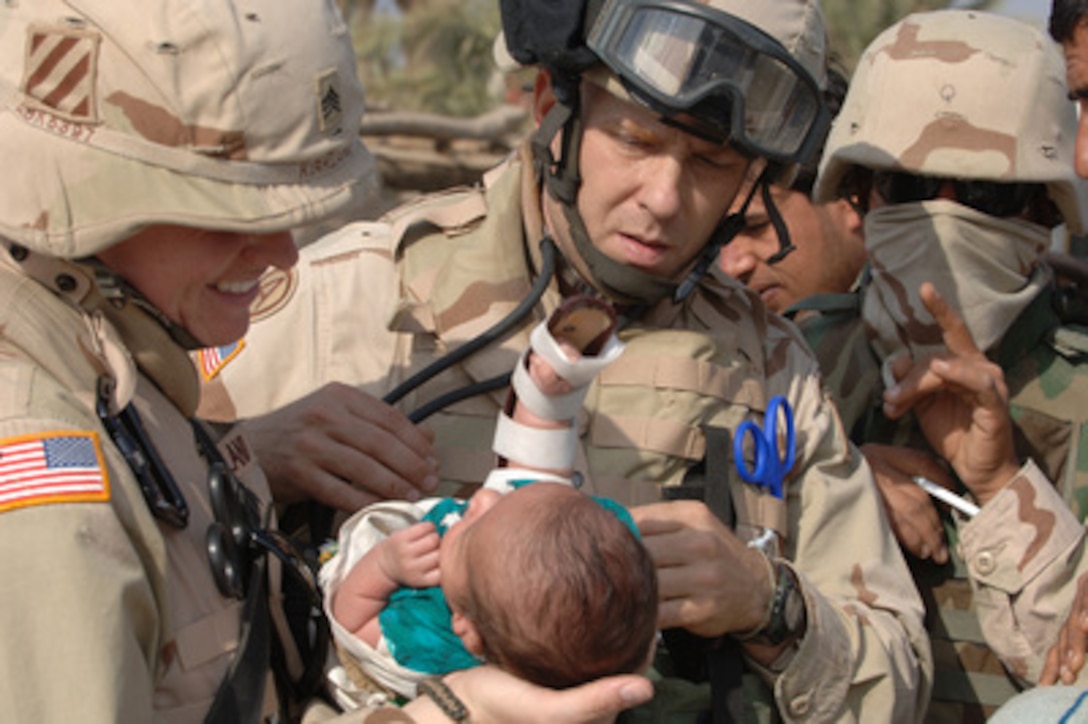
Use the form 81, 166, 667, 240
805, 9, 1088, 719
201, 0, 933, 720
0, 0, 374, 718
0, 0, 653, 722
1041, 0, 1088, 690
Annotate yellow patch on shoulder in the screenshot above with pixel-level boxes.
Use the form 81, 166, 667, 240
0, 431, 110, 512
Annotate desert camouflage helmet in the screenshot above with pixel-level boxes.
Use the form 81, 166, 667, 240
814, 10, 1087, 234
0, 0, 376, 258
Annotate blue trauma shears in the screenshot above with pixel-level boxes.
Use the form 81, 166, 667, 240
733, 395, 796, 498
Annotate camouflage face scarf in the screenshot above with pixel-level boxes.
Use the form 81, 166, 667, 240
861, 200, 1051, 383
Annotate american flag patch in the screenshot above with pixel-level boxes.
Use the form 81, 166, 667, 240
22, 25, 100, 123
0, 432, 110, 513
198, 339, 245, 382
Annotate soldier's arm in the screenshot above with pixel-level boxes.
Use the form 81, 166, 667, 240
881, 283, 1022, 507
959, 461, 1088, 684
315, 666, 654, 723
0, 492, 159, 721
242, 384, 439, 511
769, 373, 933, 722
880, 282, 1088, 682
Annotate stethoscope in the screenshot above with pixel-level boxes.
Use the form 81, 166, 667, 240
92, 235, 556, 542
95, 373, 318, 601
387, 234, 558, 422
302, 235, 561, 542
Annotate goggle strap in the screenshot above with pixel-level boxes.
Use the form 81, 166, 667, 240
763, 181, 796, 266
676, 172, 765, 302
561, 195, 677, 306
533, 92, 677, 306
532, 102, 579, 205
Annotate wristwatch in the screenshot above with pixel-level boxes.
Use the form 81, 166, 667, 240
752, 561, 806, 646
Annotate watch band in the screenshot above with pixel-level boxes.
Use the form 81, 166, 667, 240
736, 560, 805, 646
417, 677, 471, 723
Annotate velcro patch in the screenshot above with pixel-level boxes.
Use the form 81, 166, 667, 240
23, 25, 100, 123
0, 431, 110, 513
198, 340, 245, 382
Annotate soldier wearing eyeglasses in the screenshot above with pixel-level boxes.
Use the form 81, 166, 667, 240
797, 8, 1088, 718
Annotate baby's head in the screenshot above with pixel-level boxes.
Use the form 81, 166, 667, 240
440, 482, 658, 687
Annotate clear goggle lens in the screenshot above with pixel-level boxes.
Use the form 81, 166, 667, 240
587, 0, 827, 163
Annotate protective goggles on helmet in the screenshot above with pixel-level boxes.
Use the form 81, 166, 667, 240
873, 171, 1045, 219
586, 0, 829, 164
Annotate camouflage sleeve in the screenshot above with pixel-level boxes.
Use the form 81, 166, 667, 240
0, 492, 159, 721
199, 221, 404, 422
768, 372, 933, 722
959, 459, 1088, 683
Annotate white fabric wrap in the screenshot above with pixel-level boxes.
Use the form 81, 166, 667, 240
492, 317, 625, 470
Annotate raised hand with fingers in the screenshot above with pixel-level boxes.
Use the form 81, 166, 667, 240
881, 282, 1022, 508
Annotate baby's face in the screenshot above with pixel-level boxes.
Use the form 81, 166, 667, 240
440, 483, 578, 604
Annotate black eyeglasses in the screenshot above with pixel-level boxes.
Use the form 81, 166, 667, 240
872, 170, 1043, 218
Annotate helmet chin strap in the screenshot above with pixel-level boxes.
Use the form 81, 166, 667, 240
88, 259, 206, 350
531, 88, 784, 308
532, 95, 678, 308
762, 179, 796, 266
675, 164, 800, 301
561, 198, 679, 307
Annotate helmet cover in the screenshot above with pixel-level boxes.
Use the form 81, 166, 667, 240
814, 10, 1087, 233
0, 0, 377, 257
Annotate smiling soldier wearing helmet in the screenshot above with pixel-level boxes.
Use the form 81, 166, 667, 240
200, 0, 931, 720
804, 8, 1088, 718
0, 0, 375, 719
0, 0, 660, 721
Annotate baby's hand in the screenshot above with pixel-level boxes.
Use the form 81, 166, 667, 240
526, 339, 580, 397
379, 521, 441, 588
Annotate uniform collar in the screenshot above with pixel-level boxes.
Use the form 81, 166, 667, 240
4, 243, 200, 416
993, 277, 1061, 372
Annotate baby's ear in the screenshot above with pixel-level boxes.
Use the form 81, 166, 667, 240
450, 608, 485, 657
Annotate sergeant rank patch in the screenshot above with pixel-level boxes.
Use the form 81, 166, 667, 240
0, 431, 110, 513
